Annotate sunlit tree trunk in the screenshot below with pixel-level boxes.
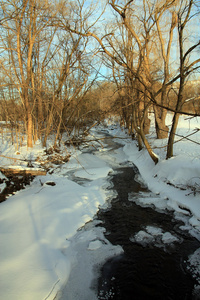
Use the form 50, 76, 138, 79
166, 0, 200, 159
153, 8, 177, 138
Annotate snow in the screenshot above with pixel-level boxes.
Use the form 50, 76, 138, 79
130, 225, 181, 249
162, 232, 179, 244
0, 114, 200, 299
56, 224, 122, 300
0, 152, 110, 299
131, 230, 155, 246
0, 175, 108, 300
187, 248, 200, 284
118, 115, 200, 231
88, 239, 103, 250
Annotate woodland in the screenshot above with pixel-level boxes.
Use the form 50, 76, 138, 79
0, 0, 200, 163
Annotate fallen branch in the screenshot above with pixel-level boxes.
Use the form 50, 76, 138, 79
0, 155, 23, 161
0, 167, 46, 176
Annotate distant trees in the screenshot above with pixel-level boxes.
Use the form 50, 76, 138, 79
75, 0, 200, 163
0, 0, 99, 148
0, 0, 199, 162
0, 0, 56, 147
107, 0, 200, 162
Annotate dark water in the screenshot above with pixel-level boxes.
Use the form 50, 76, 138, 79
97, 165, 200, 300
0, 174, 34, 203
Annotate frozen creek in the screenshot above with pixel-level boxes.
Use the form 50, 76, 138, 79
56, 131, 200, 300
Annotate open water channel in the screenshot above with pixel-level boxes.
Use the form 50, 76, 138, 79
97, 164, 200, 299
58, 131, 200, 300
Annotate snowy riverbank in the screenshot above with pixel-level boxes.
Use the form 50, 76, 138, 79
0, 114, 199, 299
110, 115, 200, 232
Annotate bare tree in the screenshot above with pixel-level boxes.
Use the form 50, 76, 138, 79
153, 3, 178, 138
105, 0, 159, 163
60, 0, 162, 163
166, 0, 200, 159
0, 0, 97, 148
0, 0, 60, 147
0, 0, 199, 162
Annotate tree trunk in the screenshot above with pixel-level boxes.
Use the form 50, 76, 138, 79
27, 106, 33, 148
133, 104, 158, 164
143, 114, 151, 135
54, 109, 63, 147
166, 112, 179, 159
154, 106, 169, 139
37, 95, 44, 140
137, 134, 143, 151
140, 128, 158, 164
43, 104, 54, 147
166, 2, 193, 159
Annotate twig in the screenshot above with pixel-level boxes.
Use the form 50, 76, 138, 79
0, 154, 23, 161
173, 128, 200, 145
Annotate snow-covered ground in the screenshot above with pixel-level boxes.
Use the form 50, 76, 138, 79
0, 114, 200, 300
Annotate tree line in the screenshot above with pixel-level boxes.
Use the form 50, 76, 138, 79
0, 0, 199, 163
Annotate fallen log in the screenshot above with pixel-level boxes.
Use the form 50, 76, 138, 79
0, 167, 46, 176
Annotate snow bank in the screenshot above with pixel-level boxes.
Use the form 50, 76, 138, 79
0, 153, 111, 299
0, 114, 200, 299
114, 116, 200, 232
